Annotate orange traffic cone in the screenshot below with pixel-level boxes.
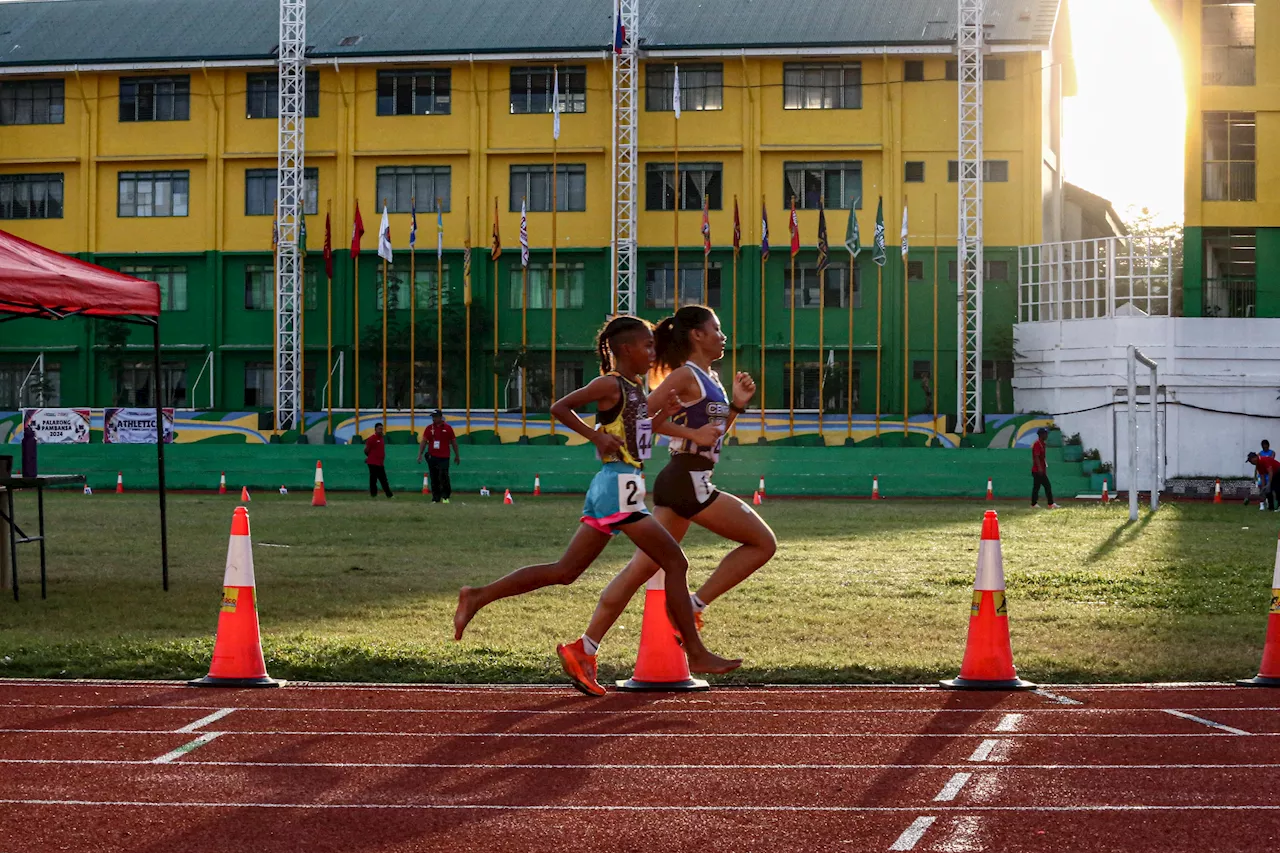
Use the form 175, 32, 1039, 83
1239, 532, 1280, 687
240, 486, 251, 503
218, 472, 227, 495
312, 461, 327, 507
872, 476, 881, 500
503, 489, 513, 505
753, 490, 762, 506
941, 511, 1034, 690
1214, 479, 1223, 504
534, 474, 542, 496
189, 507, 282, 688
758, 476, 766, 497
1101, 479, 1110, 504
986, 478, 994, 501
616, 570, 709, 692
422, 473, 431, 495
115, 472, 124, 494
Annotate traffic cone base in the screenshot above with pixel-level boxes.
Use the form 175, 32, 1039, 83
616, 571, 710, 693
616, 675, 710, 691
1237, 675, 1280, 688
940, 675, 1035, 690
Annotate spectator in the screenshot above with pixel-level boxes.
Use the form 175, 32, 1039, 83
1031, 427, 1060, 509
364, 422, 393, 499
1249, 451, 1280, 511
418, 409, 460, 504
1251, 441, 1275, 507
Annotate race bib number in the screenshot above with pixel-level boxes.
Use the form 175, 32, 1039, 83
635, 418, 653, 460
690, 470, 716, 504
432, 440, 441, 450
617, 473, 647, 513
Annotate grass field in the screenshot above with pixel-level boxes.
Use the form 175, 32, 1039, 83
0, 490, 1276, 685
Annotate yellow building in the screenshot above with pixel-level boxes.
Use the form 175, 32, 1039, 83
0, 0, 1069, 427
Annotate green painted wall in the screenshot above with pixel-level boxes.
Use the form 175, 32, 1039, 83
1183, 226, 1280, 319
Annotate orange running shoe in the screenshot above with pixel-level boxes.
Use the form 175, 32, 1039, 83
557, 639, 606, 697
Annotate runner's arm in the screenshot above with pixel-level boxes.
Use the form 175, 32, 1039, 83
551, 377, 624, 455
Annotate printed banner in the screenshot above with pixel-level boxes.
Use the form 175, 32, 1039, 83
103, 408, 175, 444
21, 408, 91, 444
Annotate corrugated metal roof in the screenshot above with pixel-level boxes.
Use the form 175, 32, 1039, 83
0, 0, 1061, 68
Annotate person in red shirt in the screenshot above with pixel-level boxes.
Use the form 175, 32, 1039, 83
1031, 427, 1060, 509
417, 409, 460, 504
1249, 452, 1280, 511
364, 422, 393, 498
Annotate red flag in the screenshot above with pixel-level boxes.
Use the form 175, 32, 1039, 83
732, 196, 741, 254
323, 212, 333, 280
351, 201, 365, 258
789, 198, 800, 258
701, 196, 711, 257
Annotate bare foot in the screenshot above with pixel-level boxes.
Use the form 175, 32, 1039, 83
454, 587, 481, 640
686, 650, 743, 675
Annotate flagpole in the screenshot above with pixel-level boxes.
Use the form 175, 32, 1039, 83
731, 195, 739, 442
903, 195, 909, 440
381, 197, 389, 430
353, 199, 361, 437
521, 196, 528, 441
436, 198, 443, 415
410, 197, 416, 437
673, 112, 680, 309
818, 270, 824, 444
932, 192, 939, 447
759, 194, 767, 443
493, 196, 500, 437
300, 228, 306, 430
788, 249, 795, 438
465, 195, 472, 435
272, 200, 279, 432
326, 201, 333, 438
702, 197, 709, 310
875, 263, 882, 439
550, 103, 559, 438
847, 247, 854, 443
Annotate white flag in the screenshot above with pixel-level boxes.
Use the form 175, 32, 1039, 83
377, 205, 393, 263
827, 349, 836, 369
672, 64, 681, 119
520, 198, 529, 268
900, 200, 909, 261
552, 66, 561, 141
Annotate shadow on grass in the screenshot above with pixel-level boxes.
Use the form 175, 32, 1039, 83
1083, 512, 1154, 565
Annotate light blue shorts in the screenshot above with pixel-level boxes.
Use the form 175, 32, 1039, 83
581, 461, 651, 535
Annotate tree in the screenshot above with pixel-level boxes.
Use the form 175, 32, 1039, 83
1123, 205, 1184, 316
359, 301, 492, 409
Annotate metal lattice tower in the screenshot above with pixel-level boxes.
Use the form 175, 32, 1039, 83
275, 0, 306, 430
956, 0, 984, 434
610, 0, 639, 315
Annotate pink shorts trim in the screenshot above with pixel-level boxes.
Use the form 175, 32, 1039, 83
581, 511, 636, 534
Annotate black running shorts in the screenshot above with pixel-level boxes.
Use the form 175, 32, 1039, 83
654, 454, 722, 519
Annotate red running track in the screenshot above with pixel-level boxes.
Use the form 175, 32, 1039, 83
4, 680, 1280, 852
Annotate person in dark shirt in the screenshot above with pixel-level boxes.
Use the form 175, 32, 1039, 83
417, 409, 460, 504
1249, 451, 1280, 511
1031, 427, 1060, 509
364, 422, 393, 499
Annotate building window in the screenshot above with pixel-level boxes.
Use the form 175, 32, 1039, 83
378, 266, 453, 310
912, 360, 933, 379
907, 260, 924, 280
245, 264, 318, 311
0, 363, 60, 408
645, 63, 723, 111
510, 66, 586, 115
982, 360, 1014, 382
783, 63, 862, 110
782, 362, 851, 412
946, 160, 1009, 182
1203, 111, 1256, 201
1202, 1, 1255, 86
645, 162, 722, 211
904, 161, 925, 183
947, 260, 1010, 281
375, 166, 451, 215
782, 264, 858, 309
945, 58, 1006, 81
122, 264, 188, 311
510, 164, 586, 212
646, 262, 722, 310
117, 361, 186, 407
245, 71, 319, 119
904, 61, 925, 82
0, 173, 64, 220
409, 266, 453, 309
245, 168, 319, 216
784, 161, 862, 210
376, 69, 451, 116
1202, 228, 1256, 318
244, 362, 274, 407
0, 79, 65, 125
509, 262, 587, 309
119, 76, 190, 122
375, 270, 413, 311
118, 171, 189, 218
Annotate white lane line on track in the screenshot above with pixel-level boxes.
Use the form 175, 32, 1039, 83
1034, 689, 1084, 706
0, 680, 1249, 691
933, 772, 973, 802
1163, 710, 1252, 736
994, 713, 1023, 732
967, 740, 1003, 761
3, 728, 1272, 739
150, 733, 221, 765
889, 816, 937, 850
175, 709, 234, 733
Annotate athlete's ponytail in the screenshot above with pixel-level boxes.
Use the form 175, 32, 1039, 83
596, 315, 652, 375
654, 304, 715, 373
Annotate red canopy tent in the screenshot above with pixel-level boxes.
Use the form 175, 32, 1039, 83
0, 228, 171, 588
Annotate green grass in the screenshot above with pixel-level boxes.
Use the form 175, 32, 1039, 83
0, 491, 1275, 684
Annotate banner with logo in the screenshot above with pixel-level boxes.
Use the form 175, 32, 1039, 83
21, 408, 92, 444
104, 408, 175, 444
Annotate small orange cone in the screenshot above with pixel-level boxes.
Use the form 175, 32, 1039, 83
189, 507, 282, 688
1101, 479, 1110, 503
986, 478, 994, 500
1239, 532, 1280, 687
941, 511, 1034, 690
218, 472, 227, 495
116, 472, 124, 494
312, 461, 327, 507
503, 489, 513, 505
534, 474, 542, 496
1214, 479, 1223, 504
753, 490, 762, 506
872, 475, 881, 500
240, 486, 251, 503
616, 570, 709, 692
422, 473, 430, 495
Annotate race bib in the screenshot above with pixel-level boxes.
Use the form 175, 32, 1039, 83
432, 440, 441, 450
690, 470, 715, 504
635, 418, 653, 460
617, 473, 646, 513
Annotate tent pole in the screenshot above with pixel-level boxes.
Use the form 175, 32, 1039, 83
152, 320, 169, 592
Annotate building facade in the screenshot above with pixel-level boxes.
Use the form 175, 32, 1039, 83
0, 0, 1067, 426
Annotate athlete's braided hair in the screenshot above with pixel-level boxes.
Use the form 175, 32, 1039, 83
596, 315, 652, 375
653, 305, 715, 373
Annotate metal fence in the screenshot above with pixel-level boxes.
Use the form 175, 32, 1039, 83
1018, 236, 1175, 323
1202, 277, 1256, 318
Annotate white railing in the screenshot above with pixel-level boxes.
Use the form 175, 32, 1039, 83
1018, 236, 1176, 323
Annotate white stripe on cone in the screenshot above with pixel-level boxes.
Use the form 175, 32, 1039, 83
646, 569, 666, 591
1271, 532, 1280, 589
223, 518, 256, 588
314, 463, 324, 486
974, 538, 1005, 591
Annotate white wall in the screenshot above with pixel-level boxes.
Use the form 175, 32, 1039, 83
1014, 317, 1280, 485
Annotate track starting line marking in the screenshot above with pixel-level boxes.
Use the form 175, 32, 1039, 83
1035, 689, 1085, 706
1163, 710, 1252, 736
933, 772, 973, 802
150, 733, 221, 765
175, 709, 234, 733
889, 816, 936, 850
967, 739, 1005, 762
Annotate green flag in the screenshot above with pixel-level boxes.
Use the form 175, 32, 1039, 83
844, 201, 860, 258
872, 197, 886, 267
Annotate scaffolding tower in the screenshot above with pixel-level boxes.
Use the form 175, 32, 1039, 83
611, 0, 639, 315
956, 0, 985, 434
275, 0, 306, 430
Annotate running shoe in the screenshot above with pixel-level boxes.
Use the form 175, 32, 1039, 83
1048, 503, 1061, 510
556, 639, 606, 697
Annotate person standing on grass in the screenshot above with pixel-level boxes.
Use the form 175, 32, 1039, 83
453, 314, 741, 678
1031, 427, 1059, 509
557, 305, 776, 697
418, 409, 460, 504
364, 422, 393, 499
1249, 440, 1276, 507
1249, 451, 1280, 511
